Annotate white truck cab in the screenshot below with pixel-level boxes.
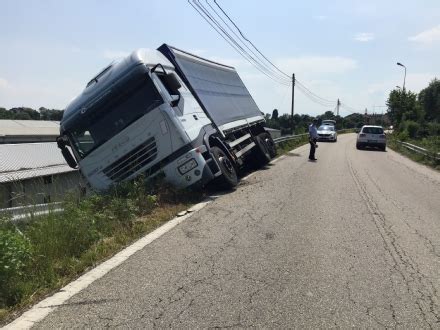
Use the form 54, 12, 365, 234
57, 45, 275, 191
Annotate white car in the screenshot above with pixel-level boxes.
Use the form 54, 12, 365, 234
317, 125, 337, 142
356, 125, 386, 151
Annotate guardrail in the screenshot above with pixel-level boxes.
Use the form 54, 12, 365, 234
396, 141, 440, 160
0, 202, 63, 222
273, 133, 309, 144
273, 129, 353, 144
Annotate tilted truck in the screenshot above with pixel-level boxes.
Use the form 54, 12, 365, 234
57, 44, 276, 191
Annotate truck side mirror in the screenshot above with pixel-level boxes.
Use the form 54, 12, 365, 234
164, 73, 181, 94
57, 136, 78, 169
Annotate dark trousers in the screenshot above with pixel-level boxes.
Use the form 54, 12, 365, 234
309, 139, 316, 159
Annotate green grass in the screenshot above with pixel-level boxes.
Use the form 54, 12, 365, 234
0, 178, 204, 325
275, 135, 310, 155
388, 134, 440, 171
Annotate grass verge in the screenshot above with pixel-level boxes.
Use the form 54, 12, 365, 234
388, 135, 440, 171
0, 177, 204, 325
275, 135, 310, 156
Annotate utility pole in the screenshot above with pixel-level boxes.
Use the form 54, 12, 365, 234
291, 73, 295, 133
336, 99, 340, 116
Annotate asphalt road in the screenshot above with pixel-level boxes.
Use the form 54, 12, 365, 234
34, 133, 440, 328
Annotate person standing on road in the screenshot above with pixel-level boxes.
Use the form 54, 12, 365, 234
308, 119, 318, 161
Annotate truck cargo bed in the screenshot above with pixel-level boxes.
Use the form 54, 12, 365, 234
157, 44, 264, 131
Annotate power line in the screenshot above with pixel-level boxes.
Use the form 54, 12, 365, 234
296, 85, 336, 107
188, 1, 290, 86
294, 79, 335, 104
204, 0, 291, 84
212, 0, 291, 81
190, 0, 291, 86
189, 0, 364, 114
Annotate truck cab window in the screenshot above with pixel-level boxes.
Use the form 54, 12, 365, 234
66, 73, 163, 159
71, 130, 96, 158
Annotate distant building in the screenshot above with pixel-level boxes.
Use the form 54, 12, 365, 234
0, 142, 84, 208
0, 120, 60, 144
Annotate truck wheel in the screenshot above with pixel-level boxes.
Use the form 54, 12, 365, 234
260, 132, 277, 158
254, 135, 271, 166
211, 146, 238, 188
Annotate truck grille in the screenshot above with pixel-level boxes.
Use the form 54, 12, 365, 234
103, 137, 157, 182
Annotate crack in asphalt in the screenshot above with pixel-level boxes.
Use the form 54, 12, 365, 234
143, 196, 290, 328
347, 156, 440, 328
364, 169, 440, 259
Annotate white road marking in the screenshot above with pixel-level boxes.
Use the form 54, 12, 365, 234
4, 199, 213, 329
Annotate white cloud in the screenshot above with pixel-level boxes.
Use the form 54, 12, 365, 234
0, 77, 9, 89
406, 73, 438, 92
367, 73, 437, 97
409, 25, 440, 45
103, 50, 130, 60
276, 56, 357, 76
354, 32, 375, 42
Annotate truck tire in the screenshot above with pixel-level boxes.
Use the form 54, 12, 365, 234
254, 135, 271, 166
260, 132, 277, 158
210, 146, 238, 188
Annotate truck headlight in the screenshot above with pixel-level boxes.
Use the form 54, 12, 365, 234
178, 158, 198, 175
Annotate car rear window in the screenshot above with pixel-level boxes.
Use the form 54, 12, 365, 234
362, 127, 383, 134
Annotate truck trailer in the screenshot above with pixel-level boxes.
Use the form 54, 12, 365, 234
57, 44, 276, 191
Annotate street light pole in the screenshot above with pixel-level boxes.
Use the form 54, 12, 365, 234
397, 62, 406, 91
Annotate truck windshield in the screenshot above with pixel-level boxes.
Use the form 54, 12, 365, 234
68, 76, 163, 158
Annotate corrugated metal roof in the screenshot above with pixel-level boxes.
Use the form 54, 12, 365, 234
0, 120, 60, 136
0, 142, 76, 183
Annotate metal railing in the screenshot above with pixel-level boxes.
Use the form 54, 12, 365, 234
396, 141, 440, 160
0, 202, 63, 222
273, 133, 309, 144
273, 129, 353, 144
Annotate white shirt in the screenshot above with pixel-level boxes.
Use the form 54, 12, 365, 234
309, 124, 318, 139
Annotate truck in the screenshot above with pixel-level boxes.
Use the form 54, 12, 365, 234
56, 44, 276, 191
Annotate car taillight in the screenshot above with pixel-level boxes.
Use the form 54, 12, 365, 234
359, 133, 366, 137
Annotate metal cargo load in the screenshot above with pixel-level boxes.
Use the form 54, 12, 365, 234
158, 44, 264, 129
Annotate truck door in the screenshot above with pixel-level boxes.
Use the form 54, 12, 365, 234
153, 71, 210, 142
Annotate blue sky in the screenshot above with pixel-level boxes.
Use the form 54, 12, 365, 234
1, 0, 439, 117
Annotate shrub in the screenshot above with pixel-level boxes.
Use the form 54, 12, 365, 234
427, 122, 440, 136
399, 120, 420, 139
396, 130, 409, 141
0, 224, 32, 307
407, 121, 421, 138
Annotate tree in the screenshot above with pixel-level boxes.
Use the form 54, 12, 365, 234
272, 109, 279, 120
39, 107, 64, 121
418, 78, 440, 122
0, 107, 12, 119
386, 89, 423, 127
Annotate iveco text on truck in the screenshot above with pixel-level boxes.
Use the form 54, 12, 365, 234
57, 44, 276, 190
